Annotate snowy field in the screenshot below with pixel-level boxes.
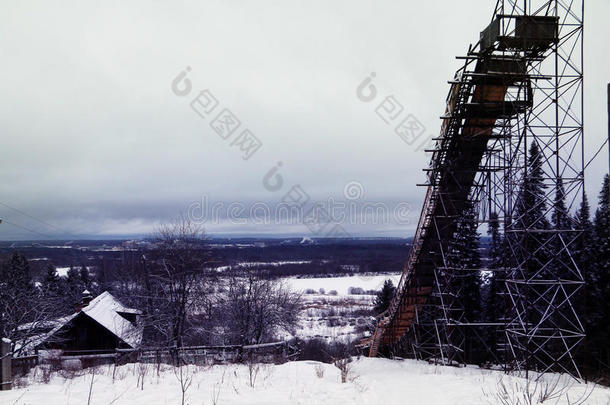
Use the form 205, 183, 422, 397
295, 295, 373, 341
2, 358, 608, 405
54, 266, 94, 277
284, 273, 401, 296
281, 273, 401, 341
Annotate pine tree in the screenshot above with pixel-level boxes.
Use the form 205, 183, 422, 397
3, 252, 33, 289
43, 263, 59, 283
80, 264, 92, 291
0, 253, 37, 349
484, 211, 504, 360
574, 193, 594, 372
39, 263, 71, 319
447, 202, 483, 364
66, 265, 85, 306
457, 204, 483, 324
575, 193, 593, 306
66, 265, 79, 284
551, 177, 572, 279
514, 141, 551, 278
590, 175, 610, 371
593, 175, 610, 286
42, 264, 61, 293
374, 279, 396, 314
574, 193, 592, 289
575, 193, 592, 240
552, 178, 571, 231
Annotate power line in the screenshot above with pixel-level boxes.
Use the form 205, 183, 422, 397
1, 219, 54, 239
0, 201, 75, 237
584, 138, 609, 171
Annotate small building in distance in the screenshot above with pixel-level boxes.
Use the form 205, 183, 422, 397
34, 291, 142, 354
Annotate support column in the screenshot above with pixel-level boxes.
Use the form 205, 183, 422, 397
0, 338, 11, 391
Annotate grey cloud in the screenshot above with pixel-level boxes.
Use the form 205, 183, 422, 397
0, 0, 608, 240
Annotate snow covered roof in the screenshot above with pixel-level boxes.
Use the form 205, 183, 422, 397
17, 315, 74, 332
27, 292, 143, 351
80, 291, 142, 348
17, 313, 78, 354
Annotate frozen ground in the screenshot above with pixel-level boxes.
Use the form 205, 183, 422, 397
2, 358, 608, 405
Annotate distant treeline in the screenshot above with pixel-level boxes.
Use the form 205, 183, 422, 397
1, 238, 421, 281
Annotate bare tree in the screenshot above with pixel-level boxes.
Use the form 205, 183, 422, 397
107, 217, 213, 349
219, 270, 301, 345
143, 217, 212, 348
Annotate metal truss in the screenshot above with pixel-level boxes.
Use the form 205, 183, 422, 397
369, 0, 585, 380
482, 0, 586, 378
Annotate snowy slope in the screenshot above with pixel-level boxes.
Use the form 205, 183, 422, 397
2, 358, 608, 405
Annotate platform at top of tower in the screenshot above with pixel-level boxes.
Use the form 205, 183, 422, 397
480, 15, 559, 53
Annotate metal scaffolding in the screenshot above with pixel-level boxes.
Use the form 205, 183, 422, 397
367, 0, 585, 379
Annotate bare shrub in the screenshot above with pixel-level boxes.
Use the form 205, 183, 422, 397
62, 358, 83, 372
347, 287, 364, 295
112, 364, 128, 382
246, 354, 260, 388
298, 338, 333, 363
35, 364, 53, 384
314, 363, 325, 379
334, 357, 351, 383
58, 358, 84, 380
364, 289, 377, 295
211, 370, 226, 405
45, 351, 64, 371
136, 361, 149, 390
38, 364, 53, 384
326, 338, 356, 384
11, 376, 29, 389
482, 375, 597, 405
174, 364, 193, 405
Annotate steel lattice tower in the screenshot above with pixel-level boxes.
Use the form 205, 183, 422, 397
368, 0, 585, 379
484, 0, 586, 378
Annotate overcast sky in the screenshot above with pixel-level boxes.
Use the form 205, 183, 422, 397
0, 0, 608, 240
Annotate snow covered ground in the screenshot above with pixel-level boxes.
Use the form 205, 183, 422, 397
3, 358, 608, 405
295, 295, 373, 341
55, 266, 94, 277
214, 261, 315, 272
283, 273, 401, 341
285, 273, 401, 296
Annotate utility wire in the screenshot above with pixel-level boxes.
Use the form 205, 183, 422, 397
0, 201, 76, 237
1, 219, 54, 239
584, 138, 609, 171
